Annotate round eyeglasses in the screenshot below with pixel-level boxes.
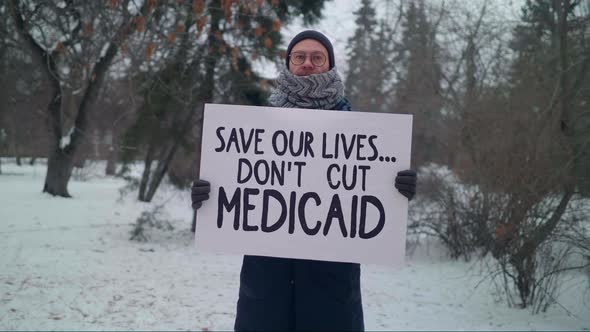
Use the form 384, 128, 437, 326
289, 51, 327, 67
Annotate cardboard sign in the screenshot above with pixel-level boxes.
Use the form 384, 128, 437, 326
196, 103, 412, 266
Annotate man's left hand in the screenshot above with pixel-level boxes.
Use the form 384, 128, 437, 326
395, 169, 417, 201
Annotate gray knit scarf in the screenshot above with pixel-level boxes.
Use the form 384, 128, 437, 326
269, 67, 344, 110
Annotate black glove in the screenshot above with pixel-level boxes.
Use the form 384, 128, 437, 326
191, 179, 211, 210
395, 169, 416, 201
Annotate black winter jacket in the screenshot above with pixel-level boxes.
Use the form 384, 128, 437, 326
234, 98, 364, 331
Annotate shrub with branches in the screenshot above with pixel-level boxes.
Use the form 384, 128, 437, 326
129, 204, 174, 242
418, 162, 590, 311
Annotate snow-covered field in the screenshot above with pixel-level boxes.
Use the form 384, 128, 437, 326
1, 160, 589, 330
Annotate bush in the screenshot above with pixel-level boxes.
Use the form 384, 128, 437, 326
129, 204, 174, 242
415, 164, 590, 312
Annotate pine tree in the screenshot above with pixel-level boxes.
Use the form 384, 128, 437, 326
345, 0, 391, 112
393, 1, 443, 167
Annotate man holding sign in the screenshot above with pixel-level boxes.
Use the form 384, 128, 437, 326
191, 30, 416, 331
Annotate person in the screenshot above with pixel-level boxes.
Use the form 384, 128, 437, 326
191, 30, 417, 331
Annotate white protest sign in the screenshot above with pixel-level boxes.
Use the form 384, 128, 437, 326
196, 103, 412, 266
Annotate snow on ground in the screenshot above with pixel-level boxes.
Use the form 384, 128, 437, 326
1, 160, 589, 330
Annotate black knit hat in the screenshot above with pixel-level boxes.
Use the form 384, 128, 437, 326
286, 30, 335, 70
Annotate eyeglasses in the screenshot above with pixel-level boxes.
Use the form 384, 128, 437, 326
289, 51, 327, 67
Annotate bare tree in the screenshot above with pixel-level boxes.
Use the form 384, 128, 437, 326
418, 0, 590, 310
392, 0, 446, 168
9, 0, 149, 197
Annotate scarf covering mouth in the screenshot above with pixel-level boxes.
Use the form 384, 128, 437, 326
268, 67, 345, 110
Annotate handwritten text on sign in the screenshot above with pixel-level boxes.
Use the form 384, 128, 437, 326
197, 104, 412, 265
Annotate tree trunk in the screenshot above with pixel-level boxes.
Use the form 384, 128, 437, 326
43, 145, 75, 197
105, 129, 117, 175
144, 153, 169, 202
138, 142, 156, 202
187, 2, 222, 229
144, 106, 199, 202
41, 88, 67, 195
105, 147, 117, 175
191, 209, 197, 233
512, 254, 536, 308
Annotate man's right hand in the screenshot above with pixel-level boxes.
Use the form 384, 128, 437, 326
191, 179, 210, 210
